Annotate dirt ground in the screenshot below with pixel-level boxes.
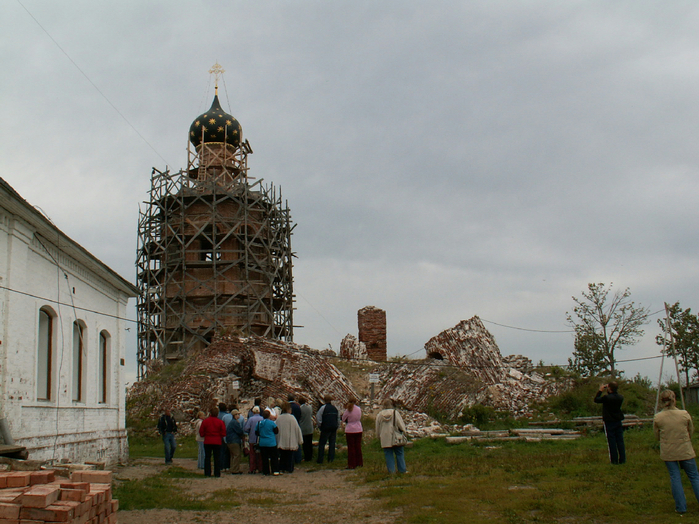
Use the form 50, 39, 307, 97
114, 457, 402, 524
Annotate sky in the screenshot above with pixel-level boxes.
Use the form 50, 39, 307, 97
2, 1, 699, 386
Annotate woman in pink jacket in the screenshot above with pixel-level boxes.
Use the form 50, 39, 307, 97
341, 397, 363, 469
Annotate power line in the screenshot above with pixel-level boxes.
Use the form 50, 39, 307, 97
0, 285, 137, 324
481, 318, 573, 333
16, 0, 171, 167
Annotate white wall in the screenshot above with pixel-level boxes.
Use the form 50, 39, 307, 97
0, 202, 131, 465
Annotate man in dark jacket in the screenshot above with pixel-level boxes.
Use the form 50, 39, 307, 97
316, 395, 340, 463
157, 409, 177, 464
594, 382, 625, 464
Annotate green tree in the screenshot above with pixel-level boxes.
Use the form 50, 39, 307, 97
656, 302, 699, 385
566, 283, 649, 377
568, 331, 606, 377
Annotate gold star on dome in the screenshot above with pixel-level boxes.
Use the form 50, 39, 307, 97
217, 126, 224, 132
190, 131, 195, 136
209, 118, 216, 125
226, 120, 232, 126
232, 129, 238, 135
195, 120, 200, 127
202, 126, 207, 132
218, 114, 223, 118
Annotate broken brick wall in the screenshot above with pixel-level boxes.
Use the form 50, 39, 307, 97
358, 306, 386, 361
424, 316, 504, 384
339, 334, 368, 360
128, 335, 359, 433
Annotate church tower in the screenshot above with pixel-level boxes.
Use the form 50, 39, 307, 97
136, 64, 295, 378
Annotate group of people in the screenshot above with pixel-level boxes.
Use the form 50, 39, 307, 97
159, 395, 410, 477
596, 381, 699, 515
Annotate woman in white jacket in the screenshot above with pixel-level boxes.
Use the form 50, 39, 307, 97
276, 401, 303, 473
375, 399, 407, 474
654, 389, 699, 514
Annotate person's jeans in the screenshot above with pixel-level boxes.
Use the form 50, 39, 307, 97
162, 432, 176, 463
383, 446, 407, 473
665, 459, 699, 513
197, 441, 205, 469
317, 428, 337, 463
603, 421, 625, 464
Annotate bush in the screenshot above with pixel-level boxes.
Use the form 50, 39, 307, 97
458, 404, 495, 426
541, 375, 656, 419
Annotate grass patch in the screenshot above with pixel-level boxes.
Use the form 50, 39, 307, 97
114, 476, 240, 511
128, 433, 198, 459
357, 426, 691, 523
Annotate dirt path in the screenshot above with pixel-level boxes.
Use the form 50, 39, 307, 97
114, 458, 402, 524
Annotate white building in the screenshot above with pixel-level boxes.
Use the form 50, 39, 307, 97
0, 178, 138, 465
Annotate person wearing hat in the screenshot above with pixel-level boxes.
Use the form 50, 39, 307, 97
244, 406, 263, 473
226, 409, 245, 474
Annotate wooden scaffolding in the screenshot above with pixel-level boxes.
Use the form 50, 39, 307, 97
136, 138, 295, 379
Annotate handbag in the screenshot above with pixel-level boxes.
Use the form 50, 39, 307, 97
392, 409, 407, 447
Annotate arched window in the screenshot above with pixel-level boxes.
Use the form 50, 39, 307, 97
98, 331, 110, 404
37, 307, 55, 400
72, 321, 86, 402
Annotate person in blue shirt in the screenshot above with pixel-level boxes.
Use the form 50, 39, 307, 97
257, 410, 280, 475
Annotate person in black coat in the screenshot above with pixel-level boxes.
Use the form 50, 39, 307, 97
594, 381, 625, 464
316, 395, 339, 463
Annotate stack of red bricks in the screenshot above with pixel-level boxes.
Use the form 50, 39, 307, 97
0, 470, 117, 524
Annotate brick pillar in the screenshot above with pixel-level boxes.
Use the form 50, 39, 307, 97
357, 306, 386, 361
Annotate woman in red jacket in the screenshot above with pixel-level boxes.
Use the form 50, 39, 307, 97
199, 406, 227, 477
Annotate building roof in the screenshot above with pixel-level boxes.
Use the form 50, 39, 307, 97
0, 177, 138, 297
189, 94, 242, 148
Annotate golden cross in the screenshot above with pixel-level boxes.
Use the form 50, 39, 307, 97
209, 62, 225, 94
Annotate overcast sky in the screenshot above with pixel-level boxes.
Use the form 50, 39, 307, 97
3, 1, 699, 385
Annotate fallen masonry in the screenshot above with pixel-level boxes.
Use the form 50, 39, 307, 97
381, 316, 571, 418
127, 315, 571, 437
128, 334, 359, 432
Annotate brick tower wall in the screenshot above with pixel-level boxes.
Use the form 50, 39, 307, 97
357, 306, 386, 362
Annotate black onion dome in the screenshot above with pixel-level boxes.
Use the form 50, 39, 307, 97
189, 95, 242, 147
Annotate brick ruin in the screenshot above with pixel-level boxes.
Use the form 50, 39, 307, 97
129, 314, 569, 433
381, 316, 568, 417
340, 306, 386, 361
358, 306, 386, 361
129, 335, 359, 431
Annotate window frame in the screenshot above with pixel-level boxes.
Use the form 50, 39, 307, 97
37, 307, 55, 401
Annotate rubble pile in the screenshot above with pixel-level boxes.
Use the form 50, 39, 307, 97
339, 334, 367, 360
480, 369, 570, 416
400, 411, 448, 439
127, 335, 359, 432
127, 314, 571, 429
0, 469, 116, 524
383, 316, 569, 418
502, 354, 535, 374
424, 316, 504, 384
378, 360, 483, 418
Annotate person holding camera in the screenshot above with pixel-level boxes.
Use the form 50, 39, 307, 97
594, 381, 626, 464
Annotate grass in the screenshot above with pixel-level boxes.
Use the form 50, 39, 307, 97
356, 427, 685, 523
128, 433, 198, 459
114, 475, 240, 511
119, 426, 692, 522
